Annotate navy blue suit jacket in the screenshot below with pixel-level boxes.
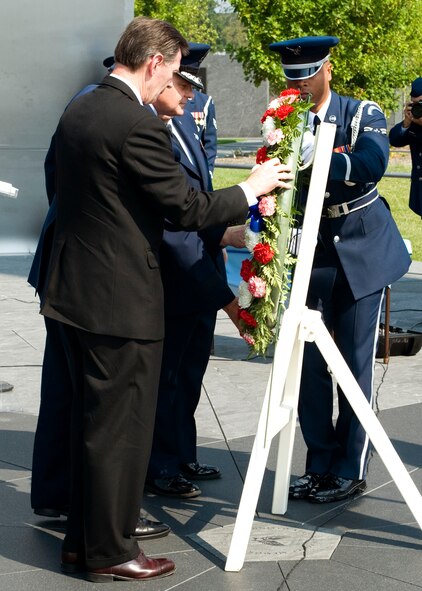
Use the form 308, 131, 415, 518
160, 111, 233, 316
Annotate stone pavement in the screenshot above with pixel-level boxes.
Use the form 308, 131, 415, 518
0, 255, 421, 591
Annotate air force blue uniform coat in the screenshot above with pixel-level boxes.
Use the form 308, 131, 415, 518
184, 89, 217, 173
147, 111, 234, 479
299, 92, 411, 480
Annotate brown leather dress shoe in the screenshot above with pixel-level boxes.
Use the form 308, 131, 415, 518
288, 472, 322, 499
133, 516, 171, 539
180, 461, 221, 480
86, 550, 175, 582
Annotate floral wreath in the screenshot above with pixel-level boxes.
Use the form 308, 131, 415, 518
238, 88, 312, 356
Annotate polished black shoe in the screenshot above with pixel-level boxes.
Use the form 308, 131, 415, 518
289, 472, 322, 500
145, 476, 201, 498
133, 517, 171, 539
180, 461, 221, 481
308, 474, 366, 503
86, 550, 175, 582
34, 507, 69, 518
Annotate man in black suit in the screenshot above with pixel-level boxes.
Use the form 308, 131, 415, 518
40, 16, 291, 582
29, 83, 172, 541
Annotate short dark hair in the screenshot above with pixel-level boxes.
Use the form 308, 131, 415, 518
114, 16, 189, 71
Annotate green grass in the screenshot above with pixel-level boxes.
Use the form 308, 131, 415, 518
381, 154, 420, 260
213, 167, 247, 188
214, 155, 421, 260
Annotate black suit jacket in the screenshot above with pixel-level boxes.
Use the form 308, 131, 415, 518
41, 76, 247, 340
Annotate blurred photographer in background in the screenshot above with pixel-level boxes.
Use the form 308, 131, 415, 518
389, 76, 422, 218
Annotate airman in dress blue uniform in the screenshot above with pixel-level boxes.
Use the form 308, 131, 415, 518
145, 44, 246, 498
270, 36, 411, 503
389, 76, 422, 218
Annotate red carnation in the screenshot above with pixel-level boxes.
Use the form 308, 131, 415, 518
260, 107, 276, 123
253, 242, 275, 265
275, 104, 294, 120
239, 309, 258, 328
256, 146, 269, 164
240, 259, 255, 282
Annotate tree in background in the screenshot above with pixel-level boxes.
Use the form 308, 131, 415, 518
134, 0, 219, 46
226, 0, 422, 113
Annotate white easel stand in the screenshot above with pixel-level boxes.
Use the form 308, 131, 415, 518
225, 123, 422, 572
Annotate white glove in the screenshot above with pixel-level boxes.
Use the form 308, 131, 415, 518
301, 130, 315, 166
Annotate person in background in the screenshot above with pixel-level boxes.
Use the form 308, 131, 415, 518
145, 43, 245, 498
389, 76, 422, 218
269, 35, 411, 504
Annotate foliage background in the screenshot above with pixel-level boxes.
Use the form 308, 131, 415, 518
227, 0, 422, 113
134, 0, 422, 114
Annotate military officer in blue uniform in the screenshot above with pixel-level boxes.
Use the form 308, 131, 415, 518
389, 76, 422, 218
269, 36, 411, 503
145, 44, 246, 498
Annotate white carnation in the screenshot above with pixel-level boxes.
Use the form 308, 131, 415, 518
245, 227, 262, 252
238, 281, 253, 309
261, 116, 276, 147
268, 98, 281, 110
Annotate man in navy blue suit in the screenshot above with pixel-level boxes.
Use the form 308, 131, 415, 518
389, 76, 422, 218
270, 36, 411, 503
145, 44, 245, 498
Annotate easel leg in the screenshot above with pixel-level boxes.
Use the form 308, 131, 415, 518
306, 309, 422, 528
225, 434, 272, 571
271, 337, 305, 514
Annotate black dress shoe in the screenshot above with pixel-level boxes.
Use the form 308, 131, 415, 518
61, 551, 85, 574
34, 507, 69, 518
86, 550, 175, 582
180, 461, 221, 480
145, 476, 201, 498
133, 517, 171, 539
289, 472, 322, 499
308, 474, 366, 503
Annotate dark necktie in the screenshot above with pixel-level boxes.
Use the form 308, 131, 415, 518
313, 114, 321, 134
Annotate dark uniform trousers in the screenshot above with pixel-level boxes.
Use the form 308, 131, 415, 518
147, 311, 216, 478
60, 323, 163, 569
31, 317, 72, 510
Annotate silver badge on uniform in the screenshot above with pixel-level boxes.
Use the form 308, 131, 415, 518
329, 115, 337, 123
